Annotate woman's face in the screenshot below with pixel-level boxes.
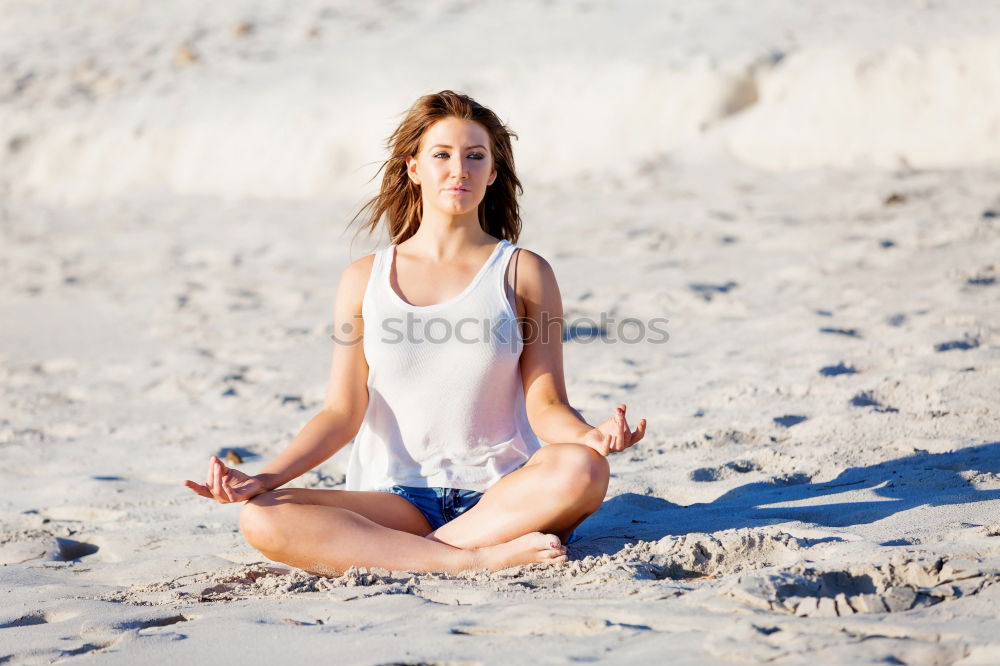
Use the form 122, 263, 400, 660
406, 117, 497, 217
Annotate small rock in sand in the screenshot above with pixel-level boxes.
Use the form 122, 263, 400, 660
174, 44, 199, 66
234, 21, 254, 37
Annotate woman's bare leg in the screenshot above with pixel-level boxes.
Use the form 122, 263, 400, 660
243, 488, 436, 535
426, 443, 611, 550
239, 489, 568, 575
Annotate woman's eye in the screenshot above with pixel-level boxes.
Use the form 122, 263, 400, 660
431, 151, 484, 160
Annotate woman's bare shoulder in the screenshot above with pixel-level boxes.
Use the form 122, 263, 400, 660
343, 252, 377, 277
336, 252, 378, 305
512, 247, 558, 297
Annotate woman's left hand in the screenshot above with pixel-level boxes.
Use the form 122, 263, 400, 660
581, 403, 646, 456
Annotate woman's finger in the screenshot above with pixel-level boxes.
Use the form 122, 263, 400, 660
609, 412, 620, 452
184, 480, 214, 499
205, 456, 216, 491
617, 406, 628, 446
217, 458, 236, 503
220, 467, 238, 503
630, 418, 647, 445
208, 456, 220, 499
211, 457, 227, 502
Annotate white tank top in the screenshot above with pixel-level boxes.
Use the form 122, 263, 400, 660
344, 239, 541, 492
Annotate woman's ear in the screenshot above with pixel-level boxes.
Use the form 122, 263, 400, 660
488, 168, 497, 186
406, 155, 420, 185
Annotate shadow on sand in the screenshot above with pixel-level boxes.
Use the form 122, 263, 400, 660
579, 441, 1000, 553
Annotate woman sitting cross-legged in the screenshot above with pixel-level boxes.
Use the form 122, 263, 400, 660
185, 90, 646, 575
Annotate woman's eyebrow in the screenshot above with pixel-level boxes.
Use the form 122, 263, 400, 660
429, 144, 488, 151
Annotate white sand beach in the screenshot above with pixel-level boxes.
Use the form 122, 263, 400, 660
2, 1, 999, 663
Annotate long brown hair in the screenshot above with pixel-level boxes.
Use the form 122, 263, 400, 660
352, 90, 523, 244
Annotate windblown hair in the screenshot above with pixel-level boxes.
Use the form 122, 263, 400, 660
353, 90, 523, 244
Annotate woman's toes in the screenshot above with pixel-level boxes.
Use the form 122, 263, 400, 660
541, 533, 563, 548
475, 531, 570, 572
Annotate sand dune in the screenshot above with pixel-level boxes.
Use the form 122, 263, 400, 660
4, 1, 1000, 202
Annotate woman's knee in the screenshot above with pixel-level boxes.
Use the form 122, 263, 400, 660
548, 444, 610, 503
240, 492, 284, 553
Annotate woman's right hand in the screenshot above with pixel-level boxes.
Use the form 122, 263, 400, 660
184, 455, 266, 504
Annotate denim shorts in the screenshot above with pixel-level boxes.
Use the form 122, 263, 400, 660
376, 484, 580, 544
376, 485, 484, 531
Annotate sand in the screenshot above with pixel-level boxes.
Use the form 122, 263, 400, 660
2, 1, 1000, 664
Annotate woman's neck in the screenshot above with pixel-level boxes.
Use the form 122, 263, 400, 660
405, 211, 495, 262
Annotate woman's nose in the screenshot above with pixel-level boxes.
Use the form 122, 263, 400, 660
451, 158, 469, 179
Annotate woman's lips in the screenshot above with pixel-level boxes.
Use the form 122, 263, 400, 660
446, 187, 470, 193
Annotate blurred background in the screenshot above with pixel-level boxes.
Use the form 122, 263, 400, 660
3, 0, 999, 204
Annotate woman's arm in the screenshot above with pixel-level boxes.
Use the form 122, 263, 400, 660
515, 250, 646, 456
185, 254, 374, 502
254, 254, 373, 490
252, 407, 360, 492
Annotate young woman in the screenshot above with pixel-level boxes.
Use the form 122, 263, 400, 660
185, 91, 646, 576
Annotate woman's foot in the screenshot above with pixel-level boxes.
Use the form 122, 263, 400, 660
470, 531, 567, 572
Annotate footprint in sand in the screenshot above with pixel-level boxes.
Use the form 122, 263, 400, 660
964, 264, 996, 287
280, 394, 307, 409
688, 281, 738, 302
118, 615, 189, 631
773, 415, 807, 428
966, 275, 996, 286
818, 327, 861, 338
58, 640, 121, 657
819, 362, 857, 377
0, 609, 78, 629
691, 460, 761, 482
935, 335, 980, 352
887, 313, 907, 326
0, 612, 48, 628
55, 614, 189, 659
54, 537, 99, 561
220, 367, 250, 397
849, 391, 898, 413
